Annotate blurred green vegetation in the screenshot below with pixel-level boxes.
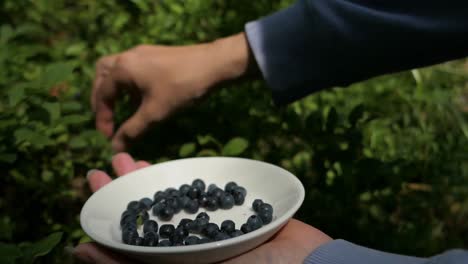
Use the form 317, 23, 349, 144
1, 0, 467, 262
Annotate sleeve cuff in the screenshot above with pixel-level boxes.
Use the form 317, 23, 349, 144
304, 239, 426, 264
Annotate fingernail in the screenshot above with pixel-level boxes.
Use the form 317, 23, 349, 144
86, 170, 98, 181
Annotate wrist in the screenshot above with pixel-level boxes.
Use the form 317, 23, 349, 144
210, 32, 251, 82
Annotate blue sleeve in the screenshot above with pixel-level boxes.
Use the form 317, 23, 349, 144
245, 0, 468, 105
304, 239, 468, 264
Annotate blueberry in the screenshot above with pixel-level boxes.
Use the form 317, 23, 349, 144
252, 199, 264, 212
158, 239, 172, 247
138, 211, 149, 222
198, 237, 211, 244
122, 221, 137, 232
196, 212, 210, 221
166, 198, 181, 213
205, 197, 219, 211
134, 236, 144, 246
192, 179, 206, 192
170, 227, 188, 244
241, 223, 253, 234
198, 193, 209, 207
177, 196, 190, 208
258, 203, 273, 215
122, 229, 138, 244
179, 184, 191, 196
220, 193, 235, 209
230, 229, 244, 238
139, 197, 153, 210
214, 232, 230, 241
258, 211, 273, 224
188, 187, 201, 199
143, 231, 159, 246
232, 190, 245, 205
143, 220, 158, 234
153, 191, 167, 203
152, 202, 165, 216
121, 210, 135, 219
120, 213, 136, 227
224, 182, 238, 193
183, 199, 198, 214
232, 186, 246, 197
190, 218, 208, 234
207, 184, 219, 194
184, 235, 200, 245
247, 215, 263, 230
159, 207, 175, 221
203, 223, 219, 238
165, 187, 177, 195
211, 188, 224, 201
159, 224, 175, 238
177, 218, 193, 231
221, 220, 235, 234
127, 201, 140, 212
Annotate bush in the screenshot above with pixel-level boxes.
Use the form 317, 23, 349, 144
1, 0, 467, 262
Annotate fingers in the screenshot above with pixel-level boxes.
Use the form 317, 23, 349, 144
73, 243, 133, 264
136, 160, 151, 169
112, 152, 138, 176
111, 104, 152, 152
87, 170, 112, 192
92, 55, 119, 112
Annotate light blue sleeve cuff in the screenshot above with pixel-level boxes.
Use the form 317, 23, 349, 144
303, 239, 426, 264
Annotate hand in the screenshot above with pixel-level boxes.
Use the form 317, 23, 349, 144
73, 153, 332, 264
92, 33, 250, 152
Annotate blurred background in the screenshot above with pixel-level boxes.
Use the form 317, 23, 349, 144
0, 0, 467, 263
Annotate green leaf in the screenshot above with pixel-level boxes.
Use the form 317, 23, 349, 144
61, 102, 82, 113
62, 114, 90, 125
69, 137, 87, 149
349, 104, 365, 127
197, 149, 218, 157
0, 243, 21, 264
43, 102, 61, 123
325, 107, 338, 132
14, 128, 52, 147
0, 153, 17, 163
0, 25, 14, 44
221, 137, 249, 156
7, 87, 25, 106
196, 135, 220, 146
40, 62, 74, 89
179, 143, 196, 157
65, 43, 86, 56
21, 232, 62, 264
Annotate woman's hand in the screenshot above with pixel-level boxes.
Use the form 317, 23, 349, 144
92, 33, 250, 152
73, 153, 332, 263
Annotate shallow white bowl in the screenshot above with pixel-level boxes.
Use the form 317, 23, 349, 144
80, 157, 305, 264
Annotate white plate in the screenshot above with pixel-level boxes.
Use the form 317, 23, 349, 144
80, 157, 305, 264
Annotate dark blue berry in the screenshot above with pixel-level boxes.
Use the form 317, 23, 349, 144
153, 191, 167, 203
211, 188, 224, 201
179, 184, 191, 196
252, 199, 264, 212
134, 237, 144, 246
184, 199, 199, 214
143, 232, 159, 246
258, 211, 273, 224
143, 220, 158, 234
139, 197, 153, 210
170, 227, 188, 244
198, 193, 209, 207
232, 191, 245, 205
190, 218, 208, 234
184, 235, 200, 245
120, 213, 136, 227
122, 221, 137, 232
232, 186, 246, 197
224, 182, 238, 193
241, 223, 253, 234
159, 207, 175, 221
221, 220, 235, 234
203, 223, 219, 238
247, 215, 263, 230
214, 232, 230, 241
158, 239, 172, 247
207, 184, 218, 194
205, 197, 218, 211
159, 224, 175, 238
220, 193, 235, 209
127, 201, 140, 212
230, 229, 244, 238
198, 237, 211, 244
138, 211, 149, 222
177, 196, 190, 208
165, 187, 177, 195
196, 212, 210, 221
188, 187, 201, 199
192, 179, 206, 192
152, 202, 165, 216
122, 229, 138, 244
178, 218, 192, 230
258, 203, 273, 215
166, 198, 181, 213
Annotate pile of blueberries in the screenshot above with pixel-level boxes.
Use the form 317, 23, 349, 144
120, 179, 274, 247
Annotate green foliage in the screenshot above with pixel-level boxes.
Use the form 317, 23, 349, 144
0, 233, 62, 264
0, 0, 467, 263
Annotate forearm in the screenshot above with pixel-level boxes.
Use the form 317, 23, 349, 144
245, 0, 468, 105
304, 239, 468, 264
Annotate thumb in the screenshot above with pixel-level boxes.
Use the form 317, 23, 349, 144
112, 106, 152, 152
